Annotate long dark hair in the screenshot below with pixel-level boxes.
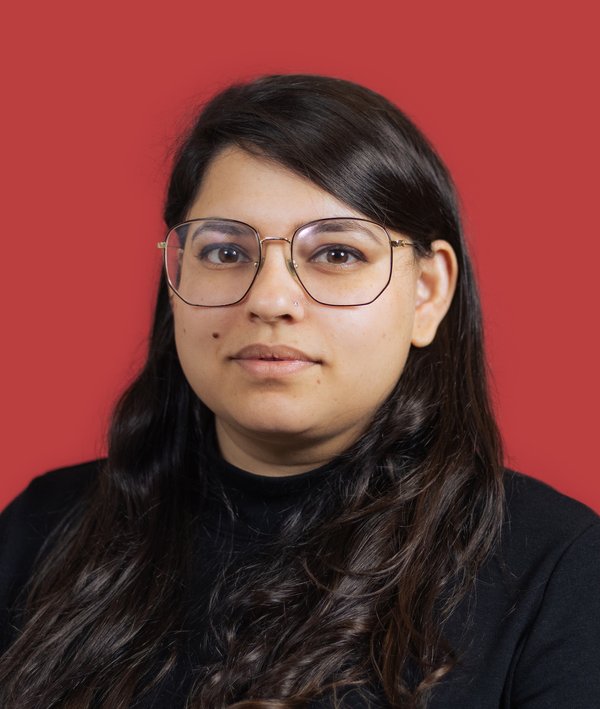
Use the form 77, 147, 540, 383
0, 75, 504, 708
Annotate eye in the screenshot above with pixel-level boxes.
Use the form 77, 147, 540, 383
310, 244, 367, 266
199, 243, 252, 265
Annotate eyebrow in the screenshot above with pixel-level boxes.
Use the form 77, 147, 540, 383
188, 218, 383, 242
305, 219, 384, 242
190, 220, 253, 241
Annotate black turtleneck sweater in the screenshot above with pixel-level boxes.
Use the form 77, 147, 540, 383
1, 457, 599, 708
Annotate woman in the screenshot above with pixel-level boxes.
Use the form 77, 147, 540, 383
0, 74, 598, 708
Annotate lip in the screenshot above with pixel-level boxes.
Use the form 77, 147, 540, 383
229, 344, 321, 377
231, 344, 319, 362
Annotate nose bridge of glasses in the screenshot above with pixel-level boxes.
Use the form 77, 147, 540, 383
257, 236, 296, 277
260, 235, 292, 247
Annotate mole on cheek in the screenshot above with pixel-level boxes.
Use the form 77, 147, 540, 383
212, 332, 220, 339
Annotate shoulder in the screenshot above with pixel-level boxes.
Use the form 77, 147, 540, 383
0, 460, 103, 592
493, 470, 600, 705
437, 471, 600, 706
0, 460, 104, 651
502, 467, 598, 528
499, 468, 599, 578
17, 459, 102, 506
1, 460, 103, 537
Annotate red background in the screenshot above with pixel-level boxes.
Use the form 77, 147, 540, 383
1, 1, 598, 511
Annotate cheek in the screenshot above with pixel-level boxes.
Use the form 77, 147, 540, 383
172, 307, 221, 381
329, 304, 414, 386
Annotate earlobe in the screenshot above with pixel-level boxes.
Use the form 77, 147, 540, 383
411, 240, 458, 348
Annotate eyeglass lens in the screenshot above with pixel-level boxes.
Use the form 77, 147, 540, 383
164, 218, 393, 306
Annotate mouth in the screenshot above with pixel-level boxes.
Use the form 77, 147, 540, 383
231, 344, 321, 363
229, 344, 322, 376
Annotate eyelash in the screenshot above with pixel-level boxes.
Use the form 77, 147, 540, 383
199, 243, 252, 264
308, 244, 367, 265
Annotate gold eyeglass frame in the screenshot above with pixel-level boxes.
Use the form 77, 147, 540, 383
157, 216, 415, 307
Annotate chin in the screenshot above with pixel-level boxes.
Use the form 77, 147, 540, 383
238, 416, 315, 439
217, 407, 325, 443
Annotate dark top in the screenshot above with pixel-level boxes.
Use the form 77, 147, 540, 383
1, 458, 599, 708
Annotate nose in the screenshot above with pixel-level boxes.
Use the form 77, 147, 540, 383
243, 237, 307, 321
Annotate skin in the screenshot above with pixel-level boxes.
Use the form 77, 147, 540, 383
171, 147, 458, 476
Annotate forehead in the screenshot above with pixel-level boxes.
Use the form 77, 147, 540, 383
186, 146, 366, 231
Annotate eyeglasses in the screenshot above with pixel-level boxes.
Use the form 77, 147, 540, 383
157, 217, 414, 307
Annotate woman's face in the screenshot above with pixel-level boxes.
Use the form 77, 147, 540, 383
171, 147, 456, 474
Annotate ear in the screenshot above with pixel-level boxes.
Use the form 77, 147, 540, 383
411, 239, 459, 347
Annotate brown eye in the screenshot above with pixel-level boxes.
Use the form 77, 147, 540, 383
200, 244, 251, 265
325, 248, 351, 263
310, 244, 366, 266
